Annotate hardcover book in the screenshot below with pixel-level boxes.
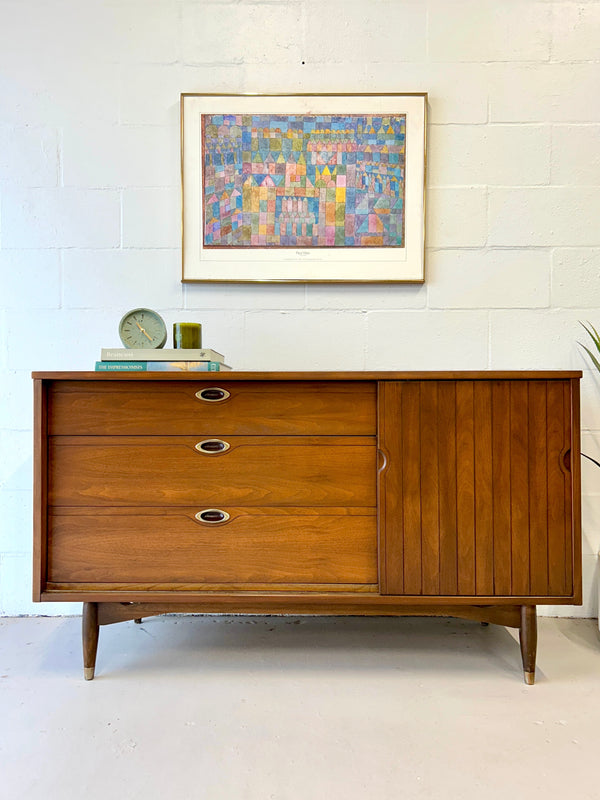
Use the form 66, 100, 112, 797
95, 361, 231, 372
101, 347, 224, 363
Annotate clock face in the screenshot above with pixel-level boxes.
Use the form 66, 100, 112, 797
118, 308, 167, 349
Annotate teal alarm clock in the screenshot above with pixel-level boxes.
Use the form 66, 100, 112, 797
118, 308, 167, 349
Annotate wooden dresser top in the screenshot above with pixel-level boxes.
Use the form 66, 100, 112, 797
32, 370, 582, 381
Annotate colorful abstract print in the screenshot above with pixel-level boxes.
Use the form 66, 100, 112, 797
202, 114, 406, 248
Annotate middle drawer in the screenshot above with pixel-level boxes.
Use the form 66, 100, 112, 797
49, 435, 377, 507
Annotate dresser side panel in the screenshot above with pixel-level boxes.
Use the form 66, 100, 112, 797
32, 379, 48, 601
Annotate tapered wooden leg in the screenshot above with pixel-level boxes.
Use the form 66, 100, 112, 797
519, 605, 537, 685
82, 602, 99, 681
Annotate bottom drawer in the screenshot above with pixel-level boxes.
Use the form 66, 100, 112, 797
48, 507, 378, 588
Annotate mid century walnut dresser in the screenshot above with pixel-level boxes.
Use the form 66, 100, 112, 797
33, 371, 582, 682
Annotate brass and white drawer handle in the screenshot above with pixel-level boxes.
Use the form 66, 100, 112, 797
195, 438, 230, 454
195, 509, 230, 524
195, 387, 231, 402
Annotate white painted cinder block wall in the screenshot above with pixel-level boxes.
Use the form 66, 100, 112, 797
1, 0, 599, 617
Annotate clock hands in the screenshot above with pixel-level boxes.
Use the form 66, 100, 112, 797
135, 320, 153, 342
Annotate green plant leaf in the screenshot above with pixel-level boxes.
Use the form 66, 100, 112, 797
580, 321, 600, 350
578, 341, 600, 373
578, 321, 600, 373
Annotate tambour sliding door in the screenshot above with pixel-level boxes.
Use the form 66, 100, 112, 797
378, 379, 579, 600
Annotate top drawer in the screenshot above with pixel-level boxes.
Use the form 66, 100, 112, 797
47, 380, 376, 436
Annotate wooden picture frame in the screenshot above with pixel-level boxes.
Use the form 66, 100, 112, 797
181, 93, 427, 283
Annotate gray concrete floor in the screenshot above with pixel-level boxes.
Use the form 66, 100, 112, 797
1, 614, 599, 800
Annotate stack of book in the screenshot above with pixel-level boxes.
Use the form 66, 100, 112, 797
95, 347, 232, 372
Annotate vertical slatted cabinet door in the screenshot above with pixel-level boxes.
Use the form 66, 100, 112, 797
379, 379, 578, 599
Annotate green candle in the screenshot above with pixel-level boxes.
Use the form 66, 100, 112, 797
173, 322, 202, 349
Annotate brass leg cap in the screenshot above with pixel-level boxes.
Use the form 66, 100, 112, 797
84, 667, 95, 681
524, 671, 535, 685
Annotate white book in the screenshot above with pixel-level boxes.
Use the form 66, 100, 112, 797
101, 347, 225, 363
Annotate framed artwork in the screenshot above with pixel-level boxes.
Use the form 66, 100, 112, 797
181, 93, 427, 283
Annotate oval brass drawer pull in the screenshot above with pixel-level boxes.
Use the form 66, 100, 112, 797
195, 509, 230, 524
195, 438, 230, 454
195, 387, 231, 402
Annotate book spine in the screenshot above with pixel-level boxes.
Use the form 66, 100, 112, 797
96, 362, 147, 371
101, 348, 223, 363
95, 362, 226, 372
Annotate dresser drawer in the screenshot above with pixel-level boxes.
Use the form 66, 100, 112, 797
48, 380, 376, 436
47, 507, 378, 586
48, 436, 377, 507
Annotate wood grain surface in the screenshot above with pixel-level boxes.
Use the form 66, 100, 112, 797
48, 436, 376, 507
48, 507, 377, 585
48, 380, 376, 436
379, 379, 578, 599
